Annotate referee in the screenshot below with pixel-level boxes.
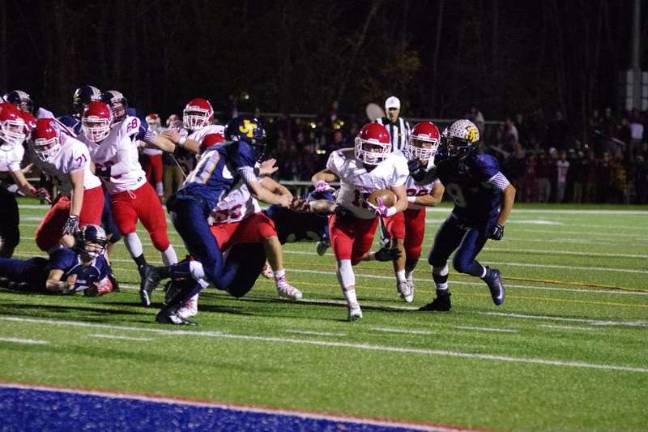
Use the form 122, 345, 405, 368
376, 96, 411, 152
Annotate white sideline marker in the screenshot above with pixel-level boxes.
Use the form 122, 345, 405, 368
0, 336, 49, 345
2, 316, 647, 374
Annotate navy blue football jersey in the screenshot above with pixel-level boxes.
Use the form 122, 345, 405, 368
49, 248, 111, 290
436, 152, 504, 226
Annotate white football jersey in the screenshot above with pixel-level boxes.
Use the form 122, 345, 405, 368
210, 179, 261, 225
0, 143, 25, 173
327, 148, 408, 219
405, 175, 441, 210
142, 145, 162, 156
188, 124, 225, 143
81, 116, 146, 194
34, 135, 101, 193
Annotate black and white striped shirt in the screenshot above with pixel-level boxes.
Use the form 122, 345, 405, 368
376, 117, 411, 152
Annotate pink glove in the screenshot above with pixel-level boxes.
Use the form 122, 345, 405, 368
367, 197, 397, 218
314, 180, 332, 192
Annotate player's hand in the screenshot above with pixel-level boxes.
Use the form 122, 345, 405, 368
489, 223, 505, 240
35, 187, 51, 203
374, 245, 402, 261
259, 158, 278, 176
408, 159, 436, 182
314, 180, 332, 193
59, 274, 78, 294
367, 198, 396, 218
290, 197, 310, 212
62, 215, 80, 236
161, 129, 181, 143
277, 193, 293, 208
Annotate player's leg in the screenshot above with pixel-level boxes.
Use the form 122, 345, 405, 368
101, 188, 121, 258
0, 257, 49, 292
403, 208, 426, 290
421, 217, 466, 311
383, 212, 412, 303
0, 187, 20, 258
134, 183, 177, 265
34, 195, 70, 252
452, 224, 505, 306
78, 186, 105, 227
330, 214, 362, 320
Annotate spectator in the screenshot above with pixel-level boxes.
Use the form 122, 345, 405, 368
569, 150, 585, 203
499, 117, 519, 154
555, 150, 570, 203
536, 151, 552, 203
628, 109, 644, 160
582, 149, 598, 202
376, 96, 411, 152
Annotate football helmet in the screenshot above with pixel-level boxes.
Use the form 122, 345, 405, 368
442, 119, 480, 159
101, 90, 128, 122
81, 101, 113, 143
21, 110, 37, 141
72, 85, 102, 114
183, 98, 214, 130
225, 116, 267, 160
0, 103, 27, 148
405, 121, 440, 168
75, 224, 108, 258
32, 118, 62, 162
4, 90, 34, 113
354, 123, 391, 165
145, 113, 162, 132
166, 114, 182, 130
199, 132, 224, 154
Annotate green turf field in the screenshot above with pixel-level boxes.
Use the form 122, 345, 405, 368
1, 200, 647, 431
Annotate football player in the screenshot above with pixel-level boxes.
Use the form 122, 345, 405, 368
150, 116, 293, 323
79, 101, 179, 294
30, 119, 104, 252
410, 119, 516, 311
58, 85, 102, 135
0, 225, 114, 295
141, 113, 165, 199
311, 123, 409, 320
0, 103, 50, 257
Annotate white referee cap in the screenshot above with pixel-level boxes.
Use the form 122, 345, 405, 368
385, 96, 401, 110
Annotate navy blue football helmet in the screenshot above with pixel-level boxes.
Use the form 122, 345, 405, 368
75, 224, 108, 258
72, 85, 102, 114
225, 116, 267, 160
3, 90, 34, 113
101, 90, 128, 122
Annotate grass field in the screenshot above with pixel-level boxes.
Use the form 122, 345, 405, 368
1, 200, 647, 431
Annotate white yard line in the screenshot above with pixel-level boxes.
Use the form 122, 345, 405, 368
0, 315, 646, 374
478, 311, 648, 328
539, 324, 598, 332
0, 336, 48, 345
89, 334, 154, 342
454, 326, 518, 334
285, 330, 346, 337
371, 327, 435, 335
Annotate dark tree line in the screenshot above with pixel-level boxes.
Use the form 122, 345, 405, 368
2, 0, 645, 131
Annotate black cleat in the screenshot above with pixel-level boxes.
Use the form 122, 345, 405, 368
483, 267, 505, 306
139, 264, 162, 307
419, 291, 451, 311
155, 309, 196, 326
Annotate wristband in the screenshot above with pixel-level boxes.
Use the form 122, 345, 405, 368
407, 196, 417, 203
177, 136, 187, 147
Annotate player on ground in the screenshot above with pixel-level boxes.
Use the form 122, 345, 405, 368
411, 119, 516, 311
311, 123, 409, 321
0, 103, 50, 257
80, 100, 178, 295
0, 225, 114, 296
31, 118, 104, 252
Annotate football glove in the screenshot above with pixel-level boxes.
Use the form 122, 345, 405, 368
374, 245, 402, 262
489, 223, 504, 240
407, 159, 436, 183
62, 215, 80, 236
366, 197, 397, 218
35, 187, 51, 204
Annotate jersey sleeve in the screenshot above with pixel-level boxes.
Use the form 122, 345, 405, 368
391, 153, 409, 187
473, 154, 501, 181
48, 248, 76, 271
226, 142, 258, 183
325, 150, 345, 177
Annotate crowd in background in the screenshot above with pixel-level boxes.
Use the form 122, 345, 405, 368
260, 106, 648, 205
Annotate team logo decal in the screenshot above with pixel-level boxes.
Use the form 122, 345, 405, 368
239, 119, 257, 138
466, 125, 478, 143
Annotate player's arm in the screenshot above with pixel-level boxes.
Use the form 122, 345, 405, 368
259, 176, 293, 201
410, 182, 445, 207
10, 169, 47, 200
158, 129, 200, 154
68, 169, 84, 219
311, 169, 339, 185
498, 183, 516, 225
391, 184, 409, 213
45, 269, 67, 292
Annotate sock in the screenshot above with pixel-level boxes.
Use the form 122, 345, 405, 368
189, 261, 206, 281
161, 245, 177, 266
133, 254, 146, 272
479, 265, 488, 279
432, 264, 449, 292
273, 269, 286, 280
405, 257, 418, 273
124, 232, 144, 260
396, 270, 406, 283
343, 288, 359, 308
336, 259, 355, 288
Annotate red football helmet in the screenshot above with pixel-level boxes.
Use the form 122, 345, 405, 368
354, 123, 391, 165
166, 114, 182, 130
183, 98, 214, 130
199, 132, 224, 154
0, 102, 27, 148
82, 101, 112, 143
21, 110, 37, 141
146, 113, 161, 130
405, 121, 440, 167
32, 118, 62, 162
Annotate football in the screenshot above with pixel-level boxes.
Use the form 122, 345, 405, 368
367, 189, 397, 207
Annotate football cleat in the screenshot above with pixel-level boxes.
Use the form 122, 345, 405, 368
348, 304, 363, 321
419, 290, 451, 311
139, 264, 162, 307
177, 294, 199, 319
397, 280, 414, 303
483, 267, 505, 305
406, 271, 415, 291
276, 275, 303, 300
315, 240, 329, 256
155, 309, 196, 326
261, 262, 274, 279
